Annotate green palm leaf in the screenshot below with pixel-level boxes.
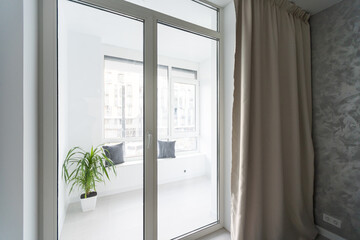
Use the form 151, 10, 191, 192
62, 145, 117, 198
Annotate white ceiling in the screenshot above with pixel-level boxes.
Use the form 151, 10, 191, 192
208, 0, 343, 15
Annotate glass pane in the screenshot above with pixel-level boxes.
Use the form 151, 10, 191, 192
157, 24, 218, 239
58, 1, 144, 239
124, 0, 218, 30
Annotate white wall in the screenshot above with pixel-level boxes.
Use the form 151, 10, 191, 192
67, 32, 103, 149
0, 0, 38, 239
222, 1, 236, 232
0, 1, 24, 239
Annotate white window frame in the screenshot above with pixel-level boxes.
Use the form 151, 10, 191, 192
39, 0, 224, 239
159, 66, 201, 154
103, 51, 201, 156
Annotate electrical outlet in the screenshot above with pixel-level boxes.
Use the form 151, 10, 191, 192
323, 213, 342, 228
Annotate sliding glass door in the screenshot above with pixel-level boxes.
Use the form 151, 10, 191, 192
58, 1, 144, 239
57, 0, 220, 239
157, 24, 219, 239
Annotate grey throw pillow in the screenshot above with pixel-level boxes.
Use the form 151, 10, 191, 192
102, 143, 124, 166
158, 140, 176, 158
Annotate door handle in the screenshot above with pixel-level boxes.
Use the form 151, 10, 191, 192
147, 132, 152, 149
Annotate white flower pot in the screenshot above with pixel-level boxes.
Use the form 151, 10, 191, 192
80, 192, 97, 212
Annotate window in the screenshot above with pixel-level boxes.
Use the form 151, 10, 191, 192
104, 57, 199, 157
158, 66, 199, 152
103, 56, 143, 158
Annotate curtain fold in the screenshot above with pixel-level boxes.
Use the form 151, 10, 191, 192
231, 0, 317, 239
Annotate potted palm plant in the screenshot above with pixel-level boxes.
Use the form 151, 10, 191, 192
62, 146, 116, 212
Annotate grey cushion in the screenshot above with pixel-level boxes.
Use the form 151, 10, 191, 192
102, 143, 124, 166
158, 140, 176, 158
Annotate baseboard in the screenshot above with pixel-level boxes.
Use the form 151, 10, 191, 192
317, 226, 347, 240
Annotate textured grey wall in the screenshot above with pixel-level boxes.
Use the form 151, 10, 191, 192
311, 0, 360, 239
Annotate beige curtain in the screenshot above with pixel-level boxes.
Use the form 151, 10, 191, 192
231, 0, 318, 239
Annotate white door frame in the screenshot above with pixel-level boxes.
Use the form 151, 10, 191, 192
38, 0, 224, 239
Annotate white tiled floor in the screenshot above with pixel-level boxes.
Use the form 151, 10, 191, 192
61, 177, 217, 240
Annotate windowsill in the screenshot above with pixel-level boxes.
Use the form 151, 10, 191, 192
115, 152, 205, 167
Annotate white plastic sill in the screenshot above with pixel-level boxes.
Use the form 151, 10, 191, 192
117, 152, 205, 167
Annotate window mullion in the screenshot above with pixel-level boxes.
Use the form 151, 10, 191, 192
168, 66, 173, 139
143, 16, 158, 240
122, 85, 126, 138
